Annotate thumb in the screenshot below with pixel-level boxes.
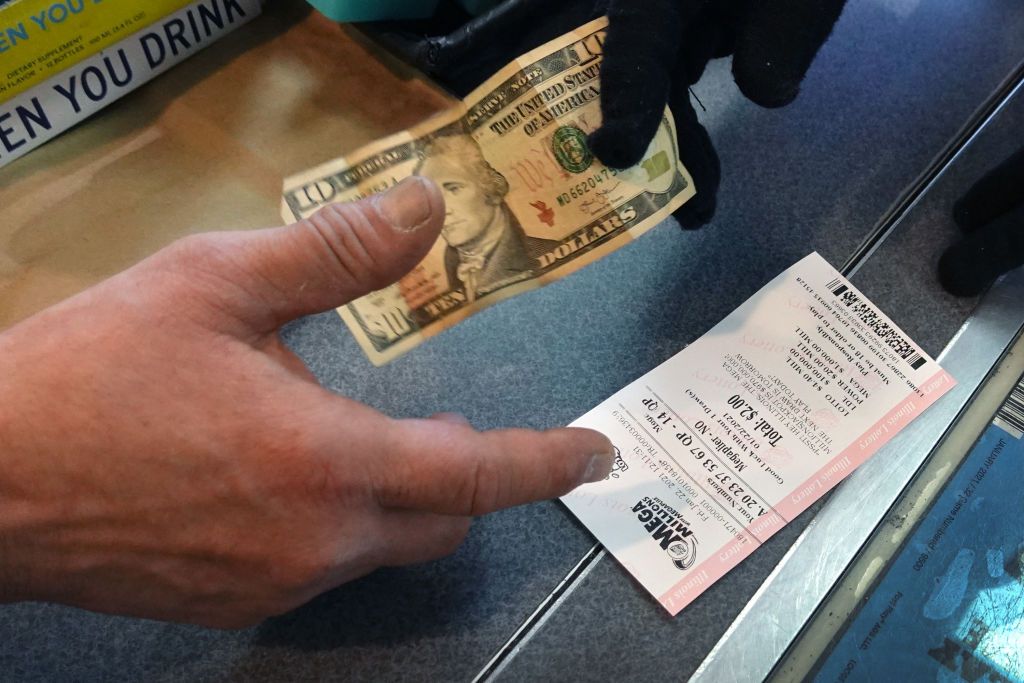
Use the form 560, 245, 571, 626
220, 177, 444, 330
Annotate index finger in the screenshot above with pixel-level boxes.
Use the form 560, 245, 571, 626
372, 419, 615, 516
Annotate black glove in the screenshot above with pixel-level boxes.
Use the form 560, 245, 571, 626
939, 148, 1024, 297
363, 0, 846, 228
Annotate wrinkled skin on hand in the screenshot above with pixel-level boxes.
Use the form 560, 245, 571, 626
0, 177, 614, 628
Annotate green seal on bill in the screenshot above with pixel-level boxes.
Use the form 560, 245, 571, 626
552, 126, 594, 174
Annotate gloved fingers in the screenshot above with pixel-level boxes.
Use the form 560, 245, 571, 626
668, 88, 720, 229
675, 6, 726, 87
953, 148, 1024, 233
938, 202, 1024, 297
587, 0, 695, 169
732, 0, 846, 108
709, 3, 741, 60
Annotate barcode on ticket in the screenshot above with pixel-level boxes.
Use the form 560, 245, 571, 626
994, 373, 1024, 439
825, 278, 927, 371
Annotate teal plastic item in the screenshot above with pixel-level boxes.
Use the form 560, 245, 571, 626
305, 0, 502, 22
306, 0, 441, 22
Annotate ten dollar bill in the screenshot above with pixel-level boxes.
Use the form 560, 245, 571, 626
281, 17, 696, 365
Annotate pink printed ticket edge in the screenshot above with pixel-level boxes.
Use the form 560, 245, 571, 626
658, 366, 954, 614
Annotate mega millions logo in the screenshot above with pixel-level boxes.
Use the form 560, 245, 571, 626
632, 497, 698, 571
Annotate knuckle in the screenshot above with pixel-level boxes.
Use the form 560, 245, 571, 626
305, 457, 367, 507
302, 202, 390, 291
156, 232, 251, 298
164, 233, 225, 271
376, 474, 418, 510
372, 444, 423, 508
468, 457, 501, 515
249, 424, 364, 504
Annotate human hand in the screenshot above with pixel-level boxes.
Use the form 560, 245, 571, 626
366, 0, 846, 228
939, 148, 1024, 297
0, 177, 614, 628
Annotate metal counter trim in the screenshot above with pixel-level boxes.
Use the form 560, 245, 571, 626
689, 268, 1024, 683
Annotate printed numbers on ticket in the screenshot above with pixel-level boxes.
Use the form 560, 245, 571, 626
562, 253, 956, 615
